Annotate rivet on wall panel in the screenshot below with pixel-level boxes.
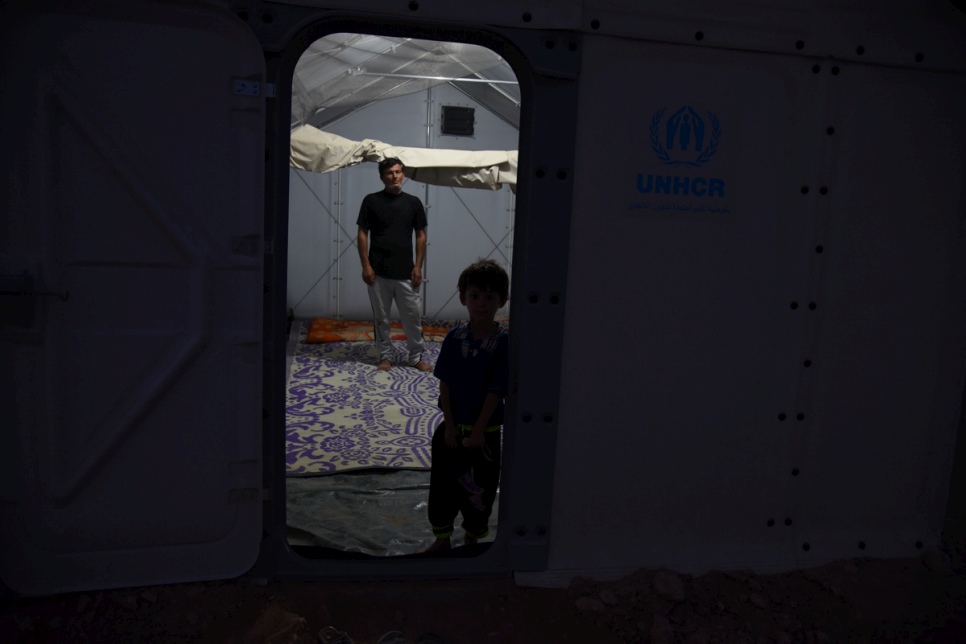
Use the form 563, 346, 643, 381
916, 540, 924, 549
801, 185, 809, 194
797, 413, 805, 421
528, 292, 539, 304
790, 302, 799, 310
856, 45, 865, 56
543, 414, 554, 423
522, 12, 532, 23
827, 126, 835, 135
535, 167, 546, 179
556, 169, 569, 180
522, 412, 532, 423
536, 526, 547, 537
858, 541, 866, 549
815, 245, 824, 254
831, 66, 840, 75
812, 64, 821, 74
545, 39, 556, 49
591, 19, 601, 30
778, 413, 787, 421
802, 542, 811, 551
549, 293, 561, 305
915, 53, 924, 63
261, 11, 273, 23
408, 1, 418, 10
516, 526, 527, 536
819, 186, 828, 195
237, 10, 249, 20
767, 519, 775, 527
568, 42, 578, 52
695, 31, 705, 41
792, 468, 800, 476
808, 302, 817, 310
796, 40, 805, 50
785, 518, 793, 526
803, 359, 812, 367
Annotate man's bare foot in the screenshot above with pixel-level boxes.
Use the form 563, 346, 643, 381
416, 538, 451, 553
377, 359, 392, 371
414, 360, 433, 372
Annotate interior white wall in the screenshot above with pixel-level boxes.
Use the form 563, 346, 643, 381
539, 32, 966, 582
287, 83, 518, 321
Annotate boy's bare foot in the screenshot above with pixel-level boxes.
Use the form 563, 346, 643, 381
414, 360, 433, 372
377, 359, 392, 371
416, 538, 451, 553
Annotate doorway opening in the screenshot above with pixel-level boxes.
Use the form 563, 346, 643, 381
282, 31, 521, 559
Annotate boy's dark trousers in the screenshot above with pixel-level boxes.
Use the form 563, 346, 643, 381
427, 422, 502, 539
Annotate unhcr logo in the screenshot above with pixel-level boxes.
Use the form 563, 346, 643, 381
637, 105, 726, 201
650, 106, 720, 167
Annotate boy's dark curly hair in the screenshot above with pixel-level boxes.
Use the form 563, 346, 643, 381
458, 258, 509, 302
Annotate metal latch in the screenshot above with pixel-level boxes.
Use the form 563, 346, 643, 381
0, 272, 69, 301
232, 79, 276, 98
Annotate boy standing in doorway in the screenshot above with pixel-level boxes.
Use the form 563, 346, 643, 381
356, 157, 432, 371
421, 259, 510, 552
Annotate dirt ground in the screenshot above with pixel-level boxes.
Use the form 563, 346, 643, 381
2, 553, 965, 643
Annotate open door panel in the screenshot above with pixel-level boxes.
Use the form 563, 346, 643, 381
0, 0, 266, 594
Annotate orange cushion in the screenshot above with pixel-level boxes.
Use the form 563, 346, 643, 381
305, 318, 453, 343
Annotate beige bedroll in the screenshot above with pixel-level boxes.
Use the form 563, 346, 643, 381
289, 124, 518, 192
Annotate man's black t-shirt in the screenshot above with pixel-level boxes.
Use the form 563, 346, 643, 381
357, 190, 428, 280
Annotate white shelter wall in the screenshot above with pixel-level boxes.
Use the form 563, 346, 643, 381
540, 33, 966, 582
797, 63, 966, 554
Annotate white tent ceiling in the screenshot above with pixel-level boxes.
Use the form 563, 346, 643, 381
292, 33, 521, 130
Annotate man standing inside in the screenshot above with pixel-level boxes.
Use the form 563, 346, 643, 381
357, 157, 432, 372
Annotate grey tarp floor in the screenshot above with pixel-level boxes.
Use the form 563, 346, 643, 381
284, 319, 498, 557
286, 470, 498, 556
